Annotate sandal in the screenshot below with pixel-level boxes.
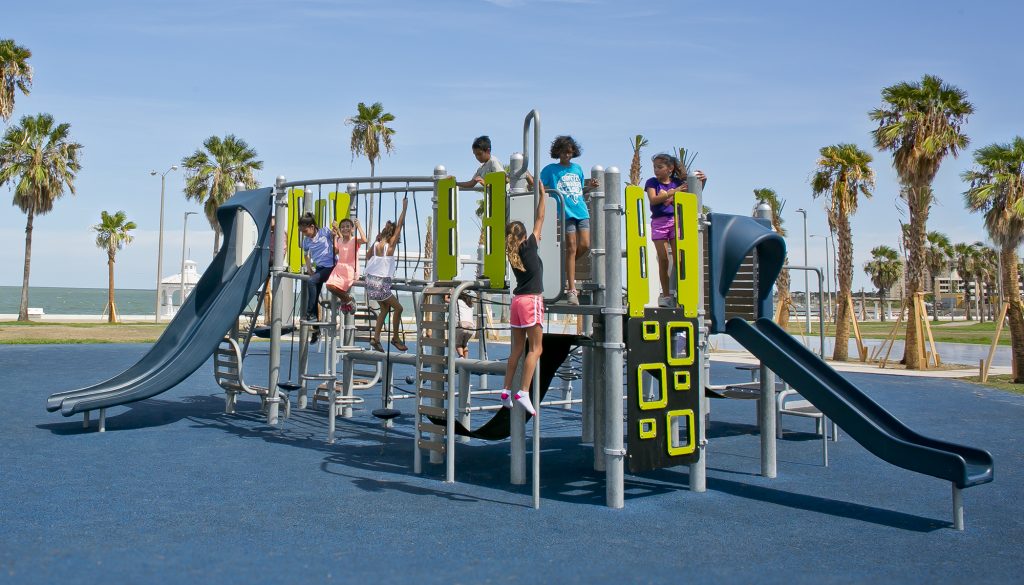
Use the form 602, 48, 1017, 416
390, 337, 408, 352
369, 338, 384, 352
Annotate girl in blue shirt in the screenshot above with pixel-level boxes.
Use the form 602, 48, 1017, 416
539, 135, 597, 305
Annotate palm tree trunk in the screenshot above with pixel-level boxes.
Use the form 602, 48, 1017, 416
832, 217, 852, 361
18, 209, 35, 322
107, 250, 117, 324
903, 199, 928, 368
879, 288, 887, 321
1000, 247, 1024, 382
932, 276, 940, 322
776, 265, 791, 328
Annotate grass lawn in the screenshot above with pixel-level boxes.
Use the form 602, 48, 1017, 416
0, 321, 168, 344
784, 320, 1009, 346
963, 374, 1024, 395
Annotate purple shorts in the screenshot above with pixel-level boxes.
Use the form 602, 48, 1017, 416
651, 216, 675, 241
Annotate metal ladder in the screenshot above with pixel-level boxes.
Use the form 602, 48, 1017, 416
413, 285, 458, 479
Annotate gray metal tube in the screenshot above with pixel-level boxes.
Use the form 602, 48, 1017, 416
590, 166, 606, 469
603, 167, 625, 509
267, 177, 288, 424
281, 176, 437, 189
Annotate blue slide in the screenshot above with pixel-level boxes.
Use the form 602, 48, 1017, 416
726, 317, 993, 489
46, 188, 273, 417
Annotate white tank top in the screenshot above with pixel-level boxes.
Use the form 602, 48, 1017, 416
364, 242, 397, 278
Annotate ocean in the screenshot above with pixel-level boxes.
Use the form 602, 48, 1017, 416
0, 286, 157, 316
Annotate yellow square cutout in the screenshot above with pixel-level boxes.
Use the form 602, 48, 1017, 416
642, 321, 660, 341
639, 418, 657, 439
666, 409, 696, 456
674, 371, 691, 391
637, 364, 668, 410
666, 321, 695, 367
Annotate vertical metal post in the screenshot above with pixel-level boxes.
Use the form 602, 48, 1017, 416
429, 165, 447, 467
267, 176, 288, 425
603, 167, 625, 509
180, 212, 196, 315
796, 208, 810, 333
755, 201, 777, 478
98, 408, 106, 433
952, 483, 964, 531
690, 172, 708, 493
590, 166, 607, 470
583, 165, 603, 444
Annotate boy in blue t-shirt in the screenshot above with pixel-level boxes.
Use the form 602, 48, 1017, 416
539, 135, 597, 305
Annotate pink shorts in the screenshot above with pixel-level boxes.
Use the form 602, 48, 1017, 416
510, 294, 544, 328
651, 216, 675, 241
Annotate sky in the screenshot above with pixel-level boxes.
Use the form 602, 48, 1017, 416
2, 0, 1023, 293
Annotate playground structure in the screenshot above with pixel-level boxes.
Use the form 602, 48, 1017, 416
46, 111, 993, 529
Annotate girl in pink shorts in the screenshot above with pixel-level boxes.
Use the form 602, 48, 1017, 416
500, 191, 547, 416
645, 153, 706, 307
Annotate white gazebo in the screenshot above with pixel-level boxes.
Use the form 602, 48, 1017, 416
160, 260, 201, 319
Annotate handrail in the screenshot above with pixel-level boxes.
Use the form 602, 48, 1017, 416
281, 176, 438, 189
782, 265, 826, 358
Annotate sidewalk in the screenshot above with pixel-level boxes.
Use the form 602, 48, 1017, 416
708, 348, 1007, 378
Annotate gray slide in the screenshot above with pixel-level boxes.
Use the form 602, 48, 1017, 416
46, 188, 273, 417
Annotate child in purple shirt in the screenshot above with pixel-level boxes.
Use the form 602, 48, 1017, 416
645, 153, 706, 307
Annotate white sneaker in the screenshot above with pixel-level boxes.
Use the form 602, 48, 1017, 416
500, 389, 513, 409
515, 391, 537, 416
566, 290, 580, 306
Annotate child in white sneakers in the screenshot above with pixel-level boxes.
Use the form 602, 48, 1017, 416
500, 190, 546, 415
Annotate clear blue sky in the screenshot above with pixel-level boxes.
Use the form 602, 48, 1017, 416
3, 0, 1022, 292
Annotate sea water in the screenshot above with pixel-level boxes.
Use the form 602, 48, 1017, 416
0, 286, 156, 315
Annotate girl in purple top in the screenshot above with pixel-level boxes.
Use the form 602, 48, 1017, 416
645, 153, 706, 307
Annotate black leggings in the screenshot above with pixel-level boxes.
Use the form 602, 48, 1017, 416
304, 265, 334, 318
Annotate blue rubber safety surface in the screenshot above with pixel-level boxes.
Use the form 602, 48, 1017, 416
2, 342, 1022, 584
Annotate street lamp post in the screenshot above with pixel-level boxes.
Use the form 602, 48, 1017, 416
151, 165, 178, 322
796, 208, 810, 333
181, 211, 197, 312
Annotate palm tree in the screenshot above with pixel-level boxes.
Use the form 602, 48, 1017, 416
0, 40, 32, 122
863, 245, 902, 321
628, 134, 649, 186
0, 114, 82, 321
870, 74, 973, 368
964, 137, 1024, 380
952, 242, 980, 321
811, 143, 875, 360
93, 211, 137, 323
346, 102, 396, 241
753, 188, 792, 327
924, 231, 953, 321
181, 134, 262, 254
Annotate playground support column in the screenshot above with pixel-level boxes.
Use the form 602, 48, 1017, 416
690, 174, 707, 493
267, 176, 288, 425
297, 188, 315, 400
953, 484, 964, 531
430, 166, 447, 467
583, 165, 604, 445
755, 201, 777, 478
591, 165, 607, 470
603, 167, 625, 509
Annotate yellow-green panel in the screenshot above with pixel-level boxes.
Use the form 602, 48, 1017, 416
314, 199, 327, 228
625, 185, 650, 317
435, 176, 459, 281
287, 188, 304, 272
330, 192, 351, 223
639, 418, 657, 440
673, 192, 700, 317
481, 171, 507, 286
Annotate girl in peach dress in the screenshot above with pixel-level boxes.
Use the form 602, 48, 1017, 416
325, 218, 366, 313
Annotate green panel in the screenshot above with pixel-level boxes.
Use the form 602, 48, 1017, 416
287, 188, 304, 272
625, 185, 650, 317
314, 199, 327, 228
673, 192, 700, 317
330, 192, 351, 223
481, 171, 507, 286
435, 176, 459, 281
